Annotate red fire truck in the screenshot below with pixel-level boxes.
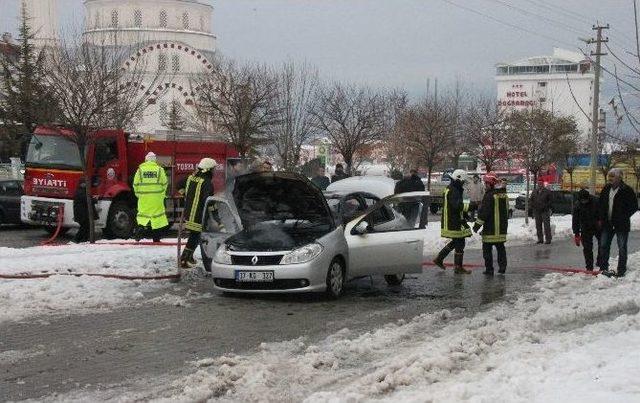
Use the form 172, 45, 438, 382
21, 126, 238, 238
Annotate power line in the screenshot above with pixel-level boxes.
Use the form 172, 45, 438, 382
526, 0, 592, 25
440, 0, 578, 49
484, 0, 586, 36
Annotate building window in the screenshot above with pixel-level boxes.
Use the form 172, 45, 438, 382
134, 10, 142, 27
159, 10, 167, 27
158, 54, 167, 71
538, 82, 547, 87
182, 12, 190, 29
172, 54, 180, 72
111, 9, 119, 28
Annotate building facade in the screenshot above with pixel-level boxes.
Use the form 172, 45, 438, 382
495, 48, 595, 140
82, 0, 216, 134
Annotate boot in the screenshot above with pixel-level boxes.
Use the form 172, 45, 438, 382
483, 268, 494, 275
433, 245, 453, 270
180, 249, 197, 269
498, 266, 506, 274
453, 252, 471, 274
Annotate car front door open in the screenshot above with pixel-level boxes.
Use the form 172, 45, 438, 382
345, 192, 429, 278
199, 197, 242, 260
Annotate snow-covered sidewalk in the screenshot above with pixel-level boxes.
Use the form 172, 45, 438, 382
44, 253, 640, 402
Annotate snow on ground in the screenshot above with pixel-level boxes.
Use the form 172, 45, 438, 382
44, 253, 640, 402
0, 241, 206, 324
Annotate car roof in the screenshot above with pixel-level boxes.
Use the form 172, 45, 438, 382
325, 176, 396, 199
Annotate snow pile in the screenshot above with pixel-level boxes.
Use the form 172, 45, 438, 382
80, 254, 638, 402
424, 212, 640, 253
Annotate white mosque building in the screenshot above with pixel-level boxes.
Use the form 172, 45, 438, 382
22, 0, 216, 134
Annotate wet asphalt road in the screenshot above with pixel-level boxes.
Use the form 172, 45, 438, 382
3, 232, 639, 401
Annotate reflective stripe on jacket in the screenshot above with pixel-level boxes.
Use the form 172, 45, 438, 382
475, 188, 509, 243
441, 182, 472, 239
133, 161, 168, 229
183, 169, 213, 232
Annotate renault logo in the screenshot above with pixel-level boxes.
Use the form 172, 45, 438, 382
251, 256, 259, 265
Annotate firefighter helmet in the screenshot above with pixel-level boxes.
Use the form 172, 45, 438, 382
198, 157, 217, 170
450, 169, 468, 183
483, 173, 498, 187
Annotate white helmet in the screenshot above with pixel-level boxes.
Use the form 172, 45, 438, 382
450, 169, 468, 183
198, 157, 217, 170
145, 152, 157, 162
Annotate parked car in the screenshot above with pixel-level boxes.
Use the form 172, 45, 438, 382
0, 179, 24, 225
515, 190, 576, 215
199, 172, 430, 298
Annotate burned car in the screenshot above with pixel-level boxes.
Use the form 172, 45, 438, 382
200, 172, 430, 298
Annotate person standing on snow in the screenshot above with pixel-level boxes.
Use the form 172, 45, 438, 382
598, 168, 638, 277
572, 188, 601, 271
473, 174, 509, 275
433, 169, 473, 274
179, 158, 217, 269
331, 163, 349, 183
72, 179, 97, 243
530, 180, 552, 244
467, 174, 485, 220
311, 166, 331, 190
133, 152, 168, 242
394, 169, 425, 194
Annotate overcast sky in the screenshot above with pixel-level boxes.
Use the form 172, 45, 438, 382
0, 0, 636, 96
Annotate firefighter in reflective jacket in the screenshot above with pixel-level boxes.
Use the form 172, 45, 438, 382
433, 169, 473, 274
473, 174, 509, 275
133, 152, 169, 242
179, 158, 217, 268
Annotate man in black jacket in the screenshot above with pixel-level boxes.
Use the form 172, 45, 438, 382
598, 168, 638, 277
530, 180, 552, 244
311, 166, 331, 190
331, 164, 349, 183
572, 189, 600, 271
179, 158, 216, 269
72, 179, 97, 243
394, 169, 425, 194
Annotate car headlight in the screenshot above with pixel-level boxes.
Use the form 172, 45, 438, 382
280, 243, 324, 265
213, 245, 232, 264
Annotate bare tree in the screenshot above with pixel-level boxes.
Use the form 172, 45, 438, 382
312, 82, 388, 175
266, 62, 320, 171
192, 57, 279, 158
464, 95, 508, 173
382, 89, 415, 174
446, 82, 472, 169
45, 37, 165, 242
401, 95, 453, 190
163, 99, 185, 131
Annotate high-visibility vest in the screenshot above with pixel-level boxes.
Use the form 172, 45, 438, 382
475, 188, 509, 243
133, 161, 169, 229
183, 169, 213, 232
441, 183, 472, 239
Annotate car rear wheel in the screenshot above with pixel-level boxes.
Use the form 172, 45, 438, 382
325, 258, 345, 299
384, 274, 405, 286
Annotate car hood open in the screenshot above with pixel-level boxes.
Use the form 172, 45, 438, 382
232, 172, 334, 229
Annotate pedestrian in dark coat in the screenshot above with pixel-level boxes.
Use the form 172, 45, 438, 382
530, 180, 552, 244
473, 174, 509, 275
394, 169, 425, 194
179, 158, 216, 269
72, 179, 97, 243
598, 168, 638, 277
433, 169, 472, 274
311, 166, 331, 190
331, 164, 349, 183
572, 189, 601, 271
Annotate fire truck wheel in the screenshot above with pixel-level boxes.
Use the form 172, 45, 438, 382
104, 201, 135, 239
43, 225, 69, 236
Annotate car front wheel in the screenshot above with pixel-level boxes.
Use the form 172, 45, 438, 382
384, 274, 405, 286
325, 258, 345, 299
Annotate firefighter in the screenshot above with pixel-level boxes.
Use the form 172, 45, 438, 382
179, 158, 217, 269
433, 169, 473, 274
473, 174, 509, 275
133, 152, 169, 242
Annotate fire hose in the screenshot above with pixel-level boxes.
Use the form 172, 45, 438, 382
40, 205, 64, 246
0, 272, 180, 280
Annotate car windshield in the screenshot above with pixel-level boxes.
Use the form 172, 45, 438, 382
26, 135, 82, 170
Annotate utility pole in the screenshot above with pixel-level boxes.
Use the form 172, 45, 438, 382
588, 24, 609, 195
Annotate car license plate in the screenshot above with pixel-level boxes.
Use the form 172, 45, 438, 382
235, 271, 274, 282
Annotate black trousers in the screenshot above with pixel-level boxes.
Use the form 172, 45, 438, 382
581, 232, 600, 270
185, 231, 201, 251
74, 219, 90, 242
445, 238, 466, 253
482, 242, 506, 271
137, 223, 165, 242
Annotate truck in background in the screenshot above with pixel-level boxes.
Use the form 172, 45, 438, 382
21, 126, 238, 238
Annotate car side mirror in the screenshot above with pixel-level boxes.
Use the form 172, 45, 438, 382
353, 220, 369, 235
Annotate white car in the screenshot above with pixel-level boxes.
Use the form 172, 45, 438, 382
199, 172, 430, 298
326, 175, 397, 199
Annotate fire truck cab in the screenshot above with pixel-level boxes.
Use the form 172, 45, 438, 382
21, 126, 238, 238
